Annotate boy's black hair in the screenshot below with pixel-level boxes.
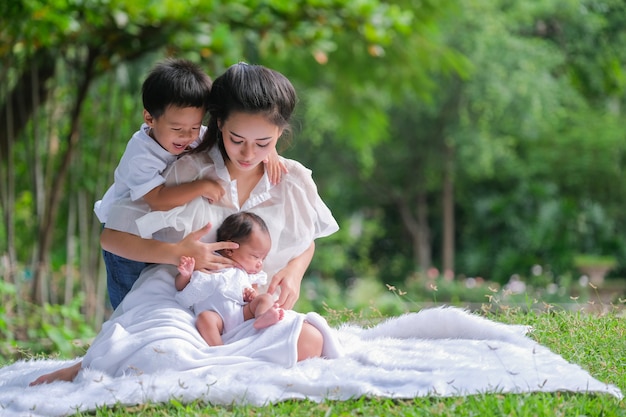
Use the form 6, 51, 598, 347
142, 58, 212, 119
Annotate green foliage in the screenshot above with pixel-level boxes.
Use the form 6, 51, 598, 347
281, 0, 626, 288
0, 280, 95, 362
2, 0, 626, 332
276, 0, 466, 172
455, 107, 626, 280
1, 0, 456, 313
0, 281, 17, 337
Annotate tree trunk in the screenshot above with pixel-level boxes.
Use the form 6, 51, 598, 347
78, 191, 97, 322
397, 192, 431, 271
65, 199, 76, 328
31, 63, 48, 304
441, 139, 455, 279
415, 191, 431, 269
0, 76, 17, 330
1, 77, 16, 285
0, 50, 55, 165
31, 48, 98, 303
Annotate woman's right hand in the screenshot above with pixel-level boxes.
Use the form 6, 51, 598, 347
179, 224, 239, 272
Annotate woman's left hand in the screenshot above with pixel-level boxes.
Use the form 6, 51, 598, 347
267, 268, 302, 310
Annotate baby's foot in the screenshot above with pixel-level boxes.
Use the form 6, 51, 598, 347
178, 256, 195, 277
253, 303, 285, 329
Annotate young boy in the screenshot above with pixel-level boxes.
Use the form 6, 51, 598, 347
95, 58, 225, 309
95, 58, 223, 223
175, 211, 284, 346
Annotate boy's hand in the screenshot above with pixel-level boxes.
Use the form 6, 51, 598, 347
263, 149, 288, 185
201, 180, 225, 204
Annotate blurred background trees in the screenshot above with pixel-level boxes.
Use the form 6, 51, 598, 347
1, 0, 625, 347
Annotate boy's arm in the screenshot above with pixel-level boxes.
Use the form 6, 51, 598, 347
143, 179, 224, 211
263, 149, 288, 185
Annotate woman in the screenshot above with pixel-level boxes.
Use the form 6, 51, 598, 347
31, 62, 341, 385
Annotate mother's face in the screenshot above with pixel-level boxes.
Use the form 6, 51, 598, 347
219, 111, 283, 172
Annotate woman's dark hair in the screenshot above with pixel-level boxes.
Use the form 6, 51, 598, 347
216, 211, 270, 244
142, 58, 212, 119
194, 62, 297, 158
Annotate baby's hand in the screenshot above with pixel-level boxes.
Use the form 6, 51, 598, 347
178, 255, 195, 277
243, 287, 257, 302
202, 180, 225, 204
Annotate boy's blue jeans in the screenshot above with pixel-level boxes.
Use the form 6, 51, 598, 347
103, 249, 149, 309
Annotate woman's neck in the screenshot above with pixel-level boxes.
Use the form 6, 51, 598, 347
225, 161, 265, 206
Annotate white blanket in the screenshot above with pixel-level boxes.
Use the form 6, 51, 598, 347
0, 267, 621, 416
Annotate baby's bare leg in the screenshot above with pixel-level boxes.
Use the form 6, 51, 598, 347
248, 294, 284, 329
196, 310, 224, 346
29, 361, 82, 386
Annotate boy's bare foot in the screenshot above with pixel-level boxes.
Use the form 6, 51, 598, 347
29, 362, 81, 386
178, 255, 195, 277
253, 303, 284, 329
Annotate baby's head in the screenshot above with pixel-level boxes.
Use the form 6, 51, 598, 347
217, 212, 271, 274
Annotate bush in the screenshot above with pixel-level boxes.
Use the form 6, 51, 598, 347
0, 280, 95, 363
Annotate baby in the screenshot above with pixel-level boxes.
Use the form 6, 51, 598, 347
175, 211, 284, 346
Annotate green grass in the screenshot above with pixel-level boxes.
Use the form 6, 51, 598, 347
61, 305, 625, 417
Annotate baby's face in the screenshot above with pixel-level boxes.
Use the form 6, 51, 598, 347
229, 228, 271, 274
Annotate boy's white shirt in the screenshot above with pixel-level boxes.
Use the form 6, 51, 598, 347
93, 123, 205, 223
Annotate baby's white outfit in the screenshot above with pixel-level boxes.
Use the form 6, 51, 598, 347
175, 267, 268, 334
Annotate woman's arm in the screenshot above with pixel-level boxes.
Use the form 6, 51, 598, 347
142, 179, 225, 211
101, 224, 238, 271
266, 241, 315, 310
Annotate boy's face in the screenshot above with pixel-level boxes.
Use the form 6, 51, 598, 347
143, 106, 204, 155
227, 227, 271, 275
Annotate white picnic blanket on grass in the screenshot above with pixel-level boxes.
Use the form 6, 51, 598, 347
0, 266, 621, 416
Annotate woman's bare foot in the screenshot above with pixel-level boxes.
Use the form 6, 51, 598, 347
29, 361, 81, 386
253, 303, 284, 329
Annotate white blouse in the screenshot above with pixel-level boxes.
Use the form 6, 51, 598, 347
106, 145, 339, 279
